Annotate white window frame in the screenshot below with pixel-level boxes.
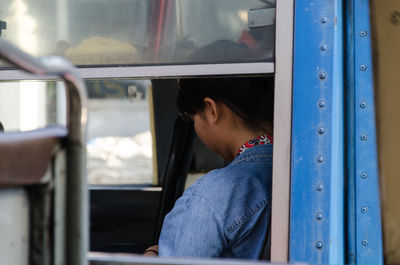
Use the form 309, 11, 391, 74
0, 62, 274, 80
270, 0, 293, 263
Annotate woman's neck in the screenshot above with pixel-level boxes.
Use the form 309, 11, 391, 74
222, 123, 272, 161
209, 103, 273, 162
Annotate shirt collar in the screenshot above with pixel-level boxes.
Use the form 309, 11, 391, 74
237, 134, 273, 157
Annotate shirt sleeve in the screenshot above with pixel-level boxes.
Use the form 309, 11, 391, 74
158, 191, 227, 258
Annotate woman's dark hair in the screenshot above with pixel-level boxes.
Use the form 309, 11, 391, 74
177, 77, 274, 130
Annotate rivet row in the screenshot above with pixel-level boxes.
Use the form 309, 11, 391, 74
315, 25, 327, 254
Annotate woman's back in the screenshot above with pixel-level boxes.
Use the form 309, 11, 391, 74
159, 144, 273, 258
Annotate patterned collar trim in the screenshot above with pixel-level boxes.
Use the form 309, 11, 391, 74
237, 134, 273, 157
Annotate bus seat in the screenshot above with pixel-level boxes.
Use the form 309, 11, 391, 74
260, 217, 271, 260
0, 126, 67, 186
154, 117, 195, 241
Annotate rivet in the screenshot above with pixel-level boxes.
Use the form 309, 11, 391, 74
321, 17, 328, 23
320, 44, 327, 51
360, 31, 367, 37
317, 155, 324, 163
360, 101, 367, 108
361, 206, 369, 214
316, 213, 323, 220
318, 100, 326, 108
362, 240, 368, 246
360, 65, 367, 71
318, 127, 325, 134
361, 172, 368, 179
319, 72, 327, 80
317, 184, 324, 191
316, 241, 324, 249
361, 134, 368, 141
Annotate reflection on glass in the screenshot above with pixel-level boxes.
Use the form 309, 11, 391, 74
86, 79, 155, 185
0, 0, 275, 66
0, 80, 65, 132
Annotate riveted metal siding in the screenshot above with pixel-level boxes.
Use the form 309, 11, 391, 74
290, 0, 344, 264
346, 0, 384, 264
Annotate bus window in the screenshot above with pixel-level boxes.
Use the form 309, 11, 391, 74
0, 80, 66, 132
85, 79, 156, 185
0, 0, 274, 66
86, 78, 184, 186
89, 79, 182, 253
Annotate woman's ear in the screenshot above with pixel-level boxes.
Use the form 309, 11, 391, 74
203, 97, 220, 123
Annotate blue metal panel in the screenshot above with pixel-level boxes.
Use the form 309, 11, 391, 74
346, 0, 384, 264
290, 1, 344, 264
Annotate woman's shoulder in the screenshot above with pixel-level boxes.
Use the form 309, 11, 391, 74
182, 167, 234, 205
186, 168, 227, 197
182, 163, 271, 238
188, 144, 273, 191
187, 160, 271, 204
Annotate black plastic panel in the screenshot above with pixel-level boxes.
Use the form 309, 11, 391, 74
90, 187, 161, 253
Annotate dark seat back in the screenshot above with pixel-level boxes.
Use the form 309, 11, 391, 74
154, 117, 195, 241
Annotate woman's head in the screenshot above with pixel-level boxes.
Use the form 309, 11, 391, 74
177, 77, 274, 131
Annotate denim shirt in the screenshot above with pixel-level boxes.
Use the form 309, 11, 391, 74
159, 144, 273, 259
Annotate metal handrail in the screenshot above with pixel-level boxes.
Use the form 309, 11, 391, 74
0, 39, 88, 265
0, 39, 87, 145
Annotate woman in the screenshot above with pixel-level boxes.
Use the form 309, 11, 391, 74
145, 77, 274, 259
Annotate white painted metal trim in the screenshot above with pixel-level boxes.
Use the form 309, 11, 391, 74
0, 62, 274, 81
270, 0, 293, 262
54, 150, 67, 265
0, 189, 29, 265
0, 70, 59, 81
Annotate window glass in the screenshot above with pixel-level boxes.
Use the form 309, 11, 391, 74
0, 80, 65, 132
0, 78, 155, 185
86, 79, 155, 185
0, 0, 275, 66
